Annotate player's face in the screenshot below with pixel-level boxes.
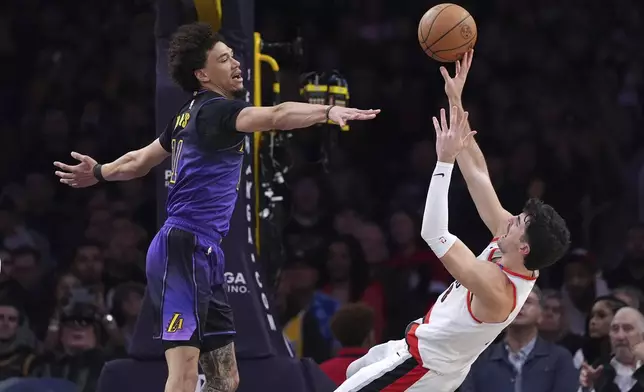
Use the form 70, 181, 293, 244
496, 213, 530, 258
203, 41, 244, 94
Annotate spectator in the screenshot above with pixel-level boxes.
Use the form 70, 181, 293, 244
31, 302, 111, 392
319, 236, 385, 342
280, 256, 339, 363
109, 282, 144, 348
604, 225, 644, 290
573, 296, 628, 369
613, 286, 644, 312
8, 247, 55, 339
319, 303, 376, 386
461, 285, 578, 392
283, 176, 332, 257
538, 289, 584, 355
42, 273, 81, 353
561, 252, 610, 336
0, 303, 37, 381
579, 307, 644, 392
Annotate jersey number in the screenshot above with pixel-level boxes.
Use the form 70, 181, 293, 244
170, 139, 184, 184
440, 280, 461, 303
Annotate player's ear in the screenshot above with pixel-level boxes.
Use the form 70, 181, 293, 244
194, 68, 210, 83
519, 242, 530, 256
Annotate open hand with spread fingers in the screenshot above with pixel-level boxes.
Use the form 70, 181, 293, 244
440, 49, 473, 102
327, 107, 380, 127
432, 106, 477, 164
53, 152, 99, 188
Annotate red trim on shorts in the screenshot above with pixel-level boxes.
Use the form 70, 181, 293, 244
406, 305, 434, 365
380, 365, 430, 391
406, 323, 422, 363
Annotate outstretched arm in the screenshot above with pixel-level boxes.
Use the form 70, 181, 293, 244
441, 50, 512, 237
54, 139, 170, 188
235, 103, 379, 132
421, 107, 511, 309
99, 139, 170, 181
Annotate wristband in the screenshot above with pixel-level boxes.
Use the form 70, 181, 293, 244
325, 105, 335, 123
93, 164, 106, 182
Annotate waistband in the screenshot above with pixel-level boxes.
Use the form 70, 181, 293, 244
164, 217, 222, 243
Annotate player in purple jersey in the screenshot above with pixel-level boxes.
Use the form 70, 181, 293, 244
53, 22, 379, 392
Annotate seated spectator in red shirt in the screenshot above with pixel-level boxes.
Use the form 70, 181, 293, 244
320, 303, 376, 386
320, 236, 385, 343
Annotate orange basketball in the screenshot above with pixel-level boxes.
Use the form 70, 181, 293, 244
418, 3, 477, 62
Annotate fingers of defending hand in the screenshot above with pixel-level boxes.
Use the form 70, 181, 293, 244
54, 171, 75, 179
53, 161, 77, 173
71, 151, 93, 164
432, 117, 441, 138
59, 178, 77, 187
440, 108, 448, 133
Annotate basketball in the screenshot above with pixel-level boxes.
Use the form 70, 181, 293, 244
418, 3, 477, 62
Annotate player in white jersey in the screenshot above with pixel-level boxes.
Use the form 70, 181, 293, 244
335, 51, 570, 392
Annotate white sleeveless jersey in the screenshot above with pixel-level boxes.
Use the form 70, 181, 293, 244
405, 238, 537, 375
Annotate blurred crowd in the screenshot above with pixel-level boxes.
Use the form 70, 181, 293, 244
1, 0, 644, 391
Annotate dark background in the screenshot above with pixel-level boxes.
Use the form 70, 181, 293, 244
0, 0, 642, 390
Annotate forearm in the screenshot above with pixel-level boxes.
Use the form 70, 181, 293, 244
101, 151, 150, 181
272, 102, 329, 130
420, 162, 458, 257
449, 97, 489, 177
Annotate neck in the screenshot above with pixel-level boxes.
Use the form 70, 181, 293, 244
202, 84, 232, 99
617, 354, 638, 367
505, 326, 538, 352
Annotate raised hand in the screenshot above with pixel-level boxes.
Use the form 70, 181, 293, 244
328, 107, 380, 127
440, 49, 473, 102
579, 362, 603, 389
54, 152, 99, 188
432, 106, 476, 163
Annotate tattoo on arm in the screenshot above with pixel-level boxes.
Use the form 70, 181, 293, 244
199, 342, 239, 392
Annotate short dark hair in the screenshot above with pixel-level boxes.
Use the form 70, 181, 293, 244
330, 303, 374, 347
522, 198, 570, 271
168, 22, 224, 92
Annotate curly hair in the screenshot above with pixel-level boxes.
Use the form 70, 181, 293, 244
522, 198, 570, 271
168, 22, 223, 92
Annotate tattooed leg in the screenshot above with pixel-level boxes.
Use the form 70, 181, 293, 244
199, 342, 240, 392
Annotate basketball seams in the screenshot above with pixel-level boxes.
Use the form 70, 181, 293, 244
432, 32, 477, 54
427, 13, 473, 50
421, 4, 454, 44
